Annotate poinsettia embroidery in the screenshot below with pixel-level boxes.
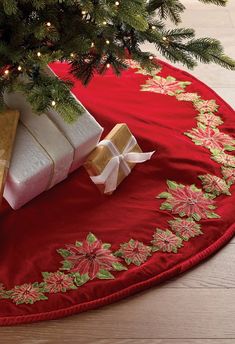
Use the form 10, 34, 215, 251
124, 59, 162, 76
196, 113, 224, 128
176, 92, 200, 102
0, 283, 8, 300
221, 166, 235, 186
185, 125, 235, 151
115, 239, 152, 266
194, 99, 219, 113
10, 283, 47, 305
141, 76, 190, 96
124, 59, 141, 69
158, 180, 219, 221
58, 233, 126, 280
42, 272, 77, 293
211, 150, 235, 168
198, 174, 231, 196
169, 218, 202, 241
152, 229, 183, 253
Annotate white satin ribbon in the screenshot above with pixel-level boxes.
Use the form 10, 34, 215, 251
90, 136, 155, 193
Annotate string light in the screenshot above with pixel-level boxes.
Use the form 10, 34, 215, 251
37, 52, 41, 57
46, 22, 51, 27
103, 21, 107, 25
4, 69, 9, 75
149, 55, 154, 60
51, 100, 56, 106
115, 1, 120, 5
107, 63, 110, 68
151, 25, 156, 30
70, 53, 75, 58
105, 39, 110, 45
91, 42, 95, 48
17, 66, 22, 71
81, 11, 86, 15
162, 36, 170, 46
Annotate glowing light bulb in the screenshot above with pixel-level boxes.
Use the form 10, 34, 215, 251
107, 63, 110, 68
46, 22, 51, 27
91, 42, 95, 48
106, 40, 110, 45
151, 25, 156, 30
4, 69, 9, 75
37, 52, 41, 57
149, 55, 154, 60
17, 66, 22, 71
70, 53, 75, 58
103, 21, 107, 25
51, 101, 56, 106
81, 11, 86, 15
115, 1, 120, 5
162, 36, 167, 41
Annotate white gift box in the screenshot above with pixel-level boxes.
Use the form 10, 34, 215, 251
3, 92, 103, 209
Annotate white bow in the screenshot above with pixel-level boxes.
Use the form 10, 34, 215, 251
90, 136, 155, 193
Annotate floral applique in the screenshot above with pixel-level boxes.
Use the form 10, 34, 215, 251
10, 283, 47, 305
185, 125, 235, 151
124, 59, 162, 76
0, 283, 8, 300
196, 113, 224, 128
58, 233, 126, 280
198, 174, 231, 196
124, 59, 141, 69
158, 180, 219, 221
151, 229, 183, 253
211, 150, 235, 168
115, 239, 152, 266
221, 167, 235, 186
169, 218, 203, 241
194, 99, 219, 113
141, 76, 191, 96
42, 272, 77, 293
176, 92, 200, 102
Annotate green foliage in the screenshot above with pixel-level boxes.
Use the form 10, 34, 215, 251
0, 0, 234, 121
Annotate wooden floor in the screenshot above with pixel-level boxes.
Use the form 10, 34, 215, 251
1, 1, 235, 343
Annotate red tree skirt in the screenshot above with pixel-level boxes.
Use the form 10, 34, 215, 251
0, 60, 234, 325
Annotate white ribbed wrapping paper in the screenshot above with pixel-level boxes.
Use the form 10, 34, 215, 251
3, 92, 103, 209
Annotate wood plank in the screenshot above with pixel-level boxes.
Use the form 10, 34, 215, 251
1, 289, 235, 340
0, 338, 233, 344
165, 243, 235, 288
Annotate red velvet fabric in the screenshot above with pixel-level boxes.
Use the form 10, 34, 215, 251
0, 60, 234, 325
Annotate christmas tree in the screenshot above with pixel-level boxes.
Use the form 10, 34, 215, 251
0, 0, 234, 122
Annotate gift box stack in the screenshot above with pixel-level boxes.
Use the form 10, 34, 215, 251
1, 92, 154, 210
3, 92, 103, 209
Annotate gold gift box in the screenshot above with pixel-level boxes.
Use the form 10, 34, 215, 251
0, 109, 20, 204
84, 123, 142, 194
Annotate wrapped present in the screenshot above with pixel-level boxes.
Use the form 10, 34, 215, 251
3, 92, 103, 209
0, 109, 19, 205
84, 123, 155, 194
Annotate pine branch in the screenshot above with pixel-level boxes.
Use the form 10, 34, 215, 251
198, 0, 227, 6
0, 0, 234, 122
